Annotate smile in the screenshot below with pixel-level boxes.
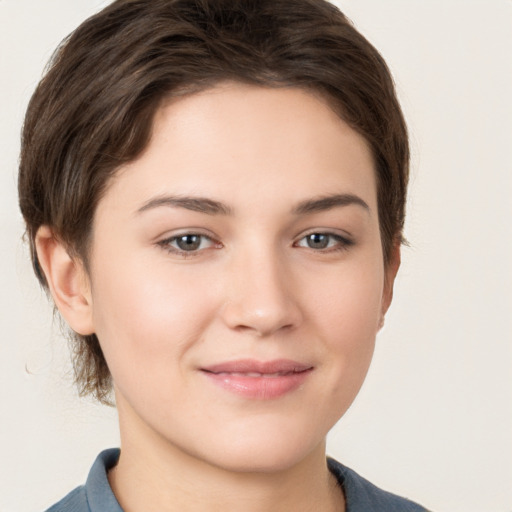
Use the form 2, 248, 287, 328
200, 359, 314, 400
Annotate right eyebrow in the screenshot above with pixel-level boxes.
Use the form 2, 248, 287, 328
292, 193, 370, 215
135, 195, 233, 216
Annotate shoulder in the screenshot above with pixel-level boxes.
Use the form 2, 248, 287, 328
44, 486, 88, 512
328, 458, 430, 512
43, 449, 122, 512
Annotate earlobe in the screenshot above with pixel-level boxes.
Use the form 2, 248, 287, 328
379, 242, 401, 329
35, 226, 95, 336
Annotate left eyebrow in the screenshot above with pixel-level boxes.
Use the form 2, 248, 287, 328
136, 195, 233, 216
292, 193, 370, 215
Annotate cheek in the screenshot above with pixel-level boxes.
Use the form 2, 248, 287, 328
88, 252, 218, 388
308, 259, 384, 405
310, 255, 384, 340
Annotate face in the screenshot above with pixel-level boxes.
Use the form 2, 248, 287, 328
84, 83, 396, 473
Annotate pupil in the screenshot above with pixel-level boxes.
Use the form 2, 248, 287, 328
177, 235, 201, 251
308, 233, 329, 249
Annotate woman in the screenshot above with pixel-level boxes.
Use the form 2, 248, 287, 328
18, 0, 428, 510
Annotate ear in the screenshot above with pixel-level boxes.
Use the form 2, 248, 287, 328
35, 226, 95, 336
379, 241, 401, 329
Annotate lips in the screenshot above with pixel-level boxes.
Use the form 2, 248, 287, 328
200, 359, 313, 400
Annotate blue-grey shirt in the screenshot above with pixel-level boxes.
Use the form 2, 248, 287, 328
45, 449, 429, 511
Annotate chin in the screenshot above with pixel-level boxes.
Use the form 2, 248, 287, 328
189, 421, 326, 475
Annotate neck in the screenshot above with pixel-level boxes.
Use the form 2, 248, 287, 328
109, 401, 345, 512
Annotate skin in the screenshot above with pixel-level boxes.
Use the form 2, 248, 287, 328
36, 83, 400, 512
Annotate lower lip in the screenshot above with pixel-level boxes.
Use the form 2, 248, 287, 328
202, 370, 312, 400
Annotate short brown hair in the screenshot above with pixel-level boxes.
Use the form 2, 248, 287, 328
18, 0, 409, 404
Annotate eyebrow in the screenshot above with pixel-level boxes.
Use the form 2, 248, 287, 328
292, 194, 370, 215
136, 195, 232, 216
136, 192, 369, 217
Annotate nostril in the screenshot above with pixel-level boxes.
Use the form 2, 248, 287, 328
223, 304, 301, 337
220, 263, 304, 335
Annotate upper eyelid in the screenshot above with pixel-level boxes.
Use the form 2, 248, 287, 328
295, 228, 353, 241
156, 228, 217, 242
159, 232, 217, 244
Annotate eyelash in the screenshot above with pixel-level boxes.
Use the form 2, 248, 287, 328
157, 231, 354, 257
157, 233, 220, 256
294, 232, 354, 252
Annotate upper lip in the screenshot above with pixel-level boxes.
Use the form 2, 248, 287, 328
201, 359, 313, 375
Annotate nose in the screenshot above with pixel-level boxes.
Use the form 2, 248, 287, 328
220, 246, 303, 337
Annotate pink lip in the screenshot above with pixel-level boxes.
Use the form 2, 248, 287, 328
200, 359, 313, 400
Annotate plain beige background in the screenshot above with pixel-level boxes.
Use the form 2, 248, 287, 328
1, 1, 511, 511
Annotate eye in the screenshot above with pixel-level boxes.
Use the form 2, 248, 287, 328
295, 232, 353, 251
158, 233, 218, 254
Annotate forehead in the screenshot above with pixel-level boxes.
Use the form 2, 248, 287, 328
98, 83, 377, 217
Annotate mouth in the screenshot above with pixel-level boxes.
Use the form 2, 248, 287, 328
200, 359, 314, 400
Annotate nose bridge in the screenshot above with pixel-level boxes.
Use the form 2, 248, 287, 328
221, 239, 302, 336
